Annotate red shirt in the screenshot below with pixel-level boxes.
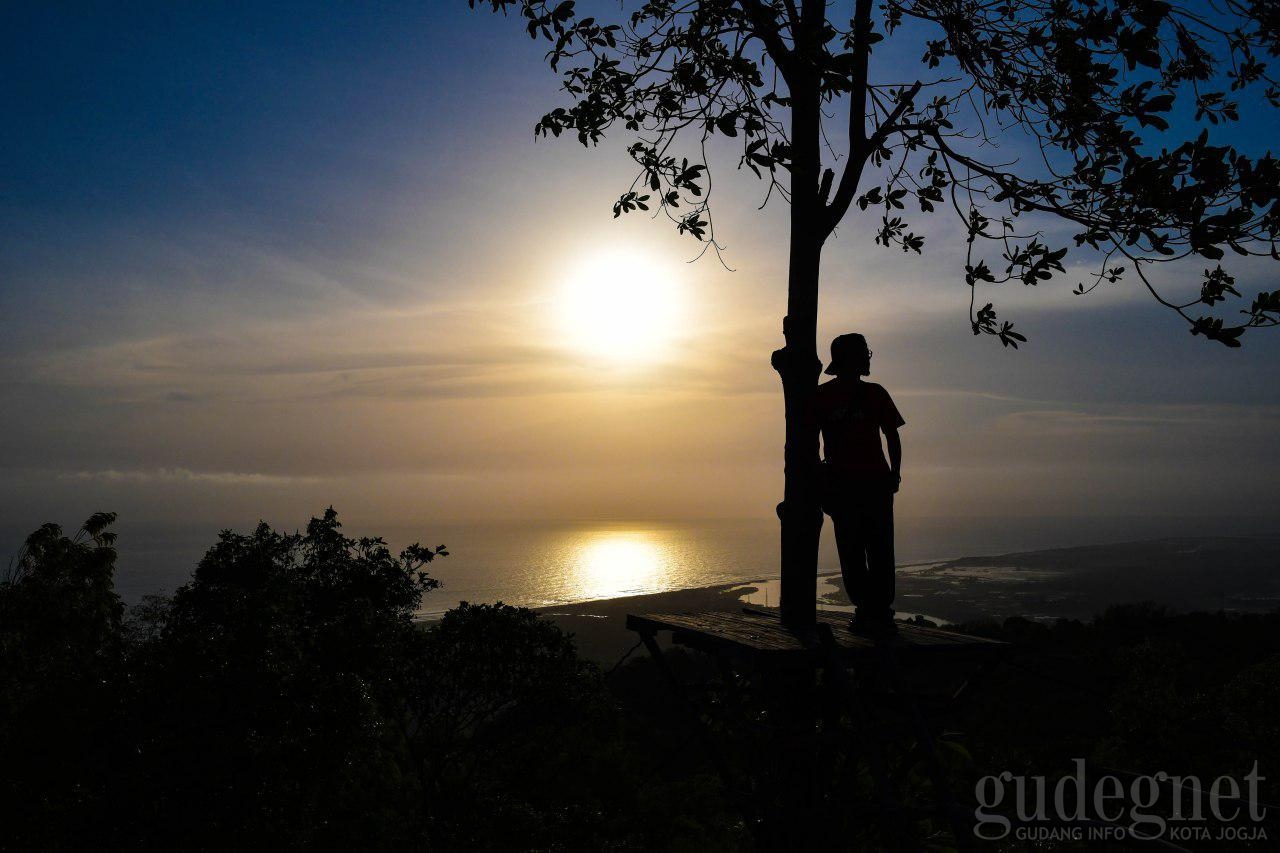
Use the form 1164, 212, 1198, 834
816, 379, 905, 478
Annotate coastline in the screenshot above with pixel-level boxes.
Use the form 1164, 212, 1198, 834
535, 577, 771, 663
436, 535, 1280, 663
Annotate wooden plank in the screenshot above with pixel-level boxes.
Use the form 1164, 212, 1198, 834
626, 609, 1007, 665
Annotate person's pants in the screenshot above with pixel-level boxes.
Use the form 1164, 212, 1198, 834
827, 488, 895, 620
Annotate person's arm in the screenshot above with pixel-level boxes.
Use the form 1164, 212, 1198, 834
884, 426, 902, 493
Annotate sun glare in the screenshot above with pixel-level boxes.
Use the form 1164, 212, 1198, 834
557, 247, 684, 362
571, 531, 664, 600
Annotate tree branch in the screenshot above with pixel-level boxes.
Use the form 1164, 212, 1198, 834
819, 0, 874, 238
736, 0, 795, 75
824, 79, 921, 237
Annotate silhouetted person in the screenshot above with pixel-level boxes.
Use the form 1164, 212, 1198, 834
817, 333, 904, 636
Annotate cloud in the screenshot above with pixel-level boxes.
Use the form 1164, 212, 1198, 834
990, 403, 1280, 437
60, 468, 323, 487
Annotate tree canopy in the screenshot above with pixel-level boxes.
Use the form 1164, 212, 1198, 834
473, 0, 1280, 346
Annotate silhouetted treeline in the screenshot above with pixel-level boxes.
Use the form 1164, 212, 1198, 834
0, 511, 742, 851
954, 606, 1280, 797
3, 513, 1277, 850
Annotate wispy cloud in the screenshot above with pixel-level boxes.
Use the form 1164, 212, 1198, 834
61, 468, 323, 486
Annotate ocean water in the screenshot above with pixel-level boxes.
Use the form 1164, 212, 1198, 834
6, 513, 1270, 617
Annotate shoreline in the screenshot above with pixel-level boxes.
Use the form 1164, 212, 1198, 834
532, 573, 866, 663
535, 577, 770, 663
532, 573, 957, 663
419, 573, 788, 660
421, 534, 1280, 662
415, 573, 851, 662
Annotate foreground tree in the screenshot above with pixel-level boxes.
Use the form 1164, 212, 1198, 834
125, 509, 446, 847
0, 514, 123, 846
471, 0, 1280, 623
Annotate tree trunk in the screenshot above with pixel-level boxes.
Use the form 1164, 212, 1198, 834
775, 69, 824, 628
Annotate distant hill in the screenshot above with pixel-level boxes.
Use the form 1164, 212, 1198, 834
881, 537, 1280, 623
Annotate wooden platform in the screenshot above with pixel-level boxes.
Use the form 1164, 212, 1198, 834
626, 607, 1006, 668
624, 607, 1007, 846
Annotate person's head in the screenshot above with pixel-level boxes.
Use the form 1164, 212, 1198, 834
825, 333, 871, 377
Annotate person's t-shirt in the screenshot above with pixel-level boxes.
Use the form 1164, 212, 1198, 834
816, 379, 905, 478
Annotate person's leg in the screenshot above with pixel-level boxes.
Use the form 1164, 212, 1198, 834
831, 506, 870, 612
862, 489, 896, 621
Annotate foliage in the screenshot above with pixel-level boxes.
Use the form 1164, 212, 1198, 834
0, 514, 124, 848
956, 604, 1280, 787
412, 602, 736, 850
471, 0, 1280, 345
123, 508, 445, 848
0, 513, 745, 851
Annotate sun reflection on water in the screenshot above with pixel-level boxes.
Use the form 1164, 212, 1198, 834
569, 530, 666, 601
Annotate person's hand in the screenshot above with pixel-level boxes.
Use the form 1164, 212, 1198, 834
891, 473, 901, 494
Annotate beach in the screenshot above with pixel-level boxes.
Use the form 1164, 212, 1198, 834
537, 577, 770, 663
538, 535, 1280, 663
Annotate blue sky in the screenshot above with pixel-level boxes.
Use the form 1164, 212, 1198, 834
2, 2, 1278, 534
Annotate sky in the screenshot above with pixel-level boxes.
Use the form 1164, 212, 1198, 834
2, 2, 1279, 537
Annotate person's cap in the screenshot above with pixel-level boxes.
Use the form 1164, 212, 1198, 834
825, 333, 868, 375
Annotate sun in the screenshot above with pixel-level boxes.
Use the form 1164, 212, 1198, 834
557, 247, 685, 362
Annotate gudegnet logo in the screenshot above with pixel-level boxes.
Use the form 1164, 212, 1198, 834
973, 759, 1270, 843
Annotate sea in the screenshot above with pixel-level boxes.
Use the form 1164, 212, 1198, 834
4, 513, 1270, 618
